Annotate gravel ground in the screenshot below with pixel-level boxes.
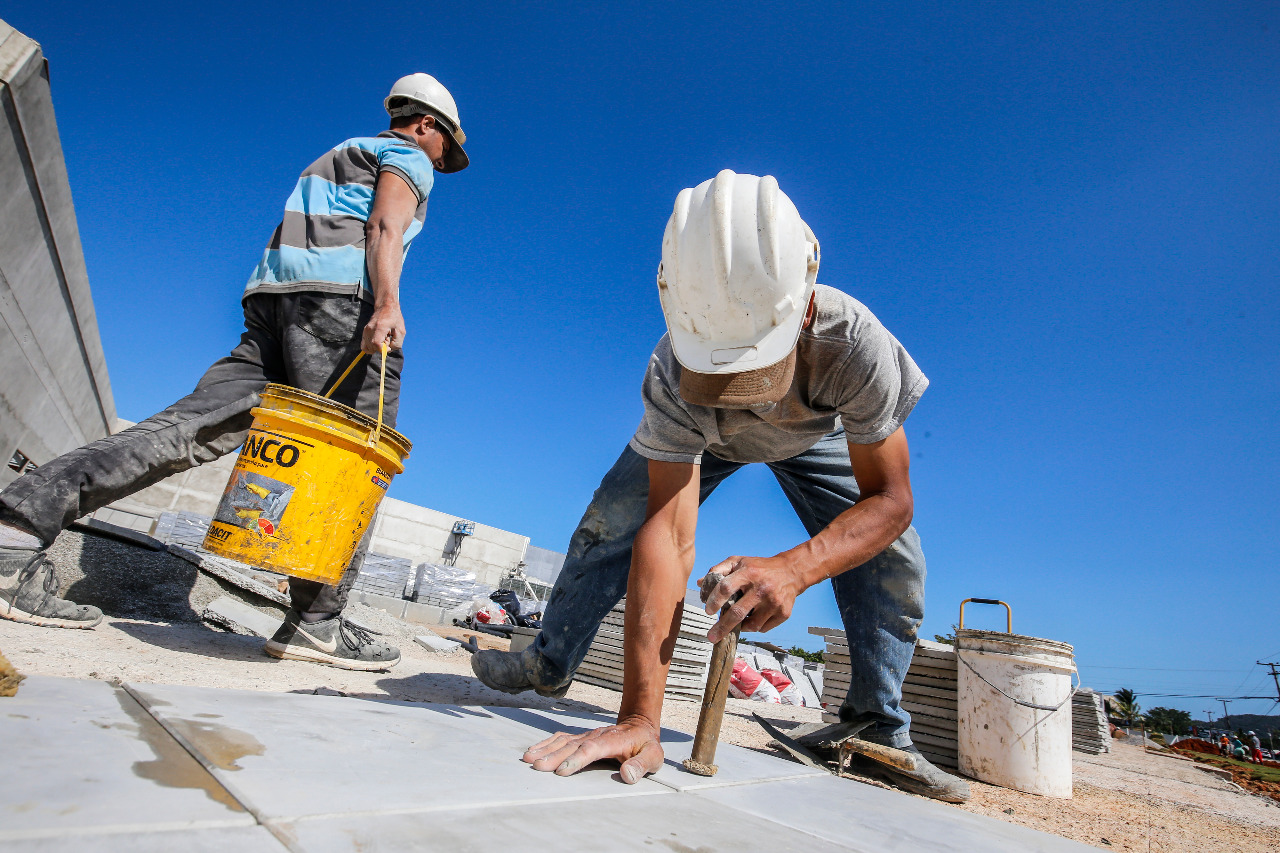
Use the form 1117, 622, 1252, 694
5, 529, 1280, 850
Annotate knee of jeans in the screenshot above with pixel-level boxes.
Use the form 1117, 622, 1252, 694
872, 550, 925, 626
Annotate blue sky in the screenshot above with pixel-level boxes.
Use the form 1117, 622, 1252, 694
8, 1, 1278, 720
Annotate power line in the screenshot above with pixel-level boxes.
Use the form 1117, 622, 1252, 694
1082, 665, 1253, 673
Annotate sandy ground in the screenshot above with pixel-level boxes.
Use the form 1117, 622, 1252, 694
4, 529, 1279, 850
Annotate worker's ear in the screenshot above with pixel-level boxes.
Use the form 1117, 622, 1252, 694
802, 292, 816, 330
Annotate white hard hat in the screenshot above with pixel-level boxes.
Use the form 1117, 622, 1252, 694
384, 73, 469, 173
657, 170, 819, 407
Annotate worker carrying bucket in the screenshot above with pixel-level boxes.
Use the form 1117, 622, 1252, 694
0, 74, 468, 672
204, 345, 411, 590
955, 599, 1077, 798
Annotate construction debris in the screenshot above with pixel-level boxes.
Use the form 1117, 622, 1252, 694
577, 596, 715, 701
0, 649, 23, 696
1071, 688, 1111, 754
413, 632, 463, 654
201, 596, 285, 638
813, 627, 959, 771
169, 544, 290, 607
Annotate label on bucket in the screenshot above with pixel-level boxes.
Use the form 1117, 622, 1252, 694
212, 470, 295, 537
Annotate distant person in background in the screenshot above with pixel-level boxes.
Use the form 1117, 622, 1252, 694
0, 74, 468, 672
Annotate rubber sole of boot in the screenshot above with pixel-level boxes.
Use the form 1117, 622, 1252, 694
0, 599, 102, 629
263, 640, 400, 672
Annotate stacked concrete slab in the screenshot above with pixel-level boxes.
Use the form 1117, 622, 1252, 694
813, 628, 959, 771
576, 596, 715, 701
1071, 688, 1111, 754
0, 20, 116, 486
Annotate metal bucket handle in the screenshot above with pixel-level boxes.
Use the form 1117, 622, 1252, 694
322, 343, 391, 448
959, 597, 1012, 632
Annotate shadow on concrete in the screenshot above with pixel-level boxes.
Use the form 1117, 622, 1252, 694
112, 619, 281, 665
373, 670, 612, 715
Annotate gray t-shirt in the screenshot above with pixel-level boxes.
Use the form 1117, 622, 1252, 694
629, 284, 928, 465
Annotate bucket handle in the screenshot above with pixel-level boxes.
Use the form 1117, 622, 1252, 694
959, 598, 1012, 632
958, 653, 1079, 713
321, 343, 390, 448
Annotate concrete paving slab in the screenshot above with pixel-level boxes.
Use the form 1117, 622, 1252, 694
126, 682, 671, 822
0, 676, 255, 841
693, 774, 1098, 853
486, 705, 828, 791
278, 789, 856, 853
0, 825, 286, 852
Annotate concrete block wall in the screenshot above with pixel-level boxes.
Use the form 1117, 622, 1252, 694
366, 496, 529, 587
0, 20, 116, 488
94, 419, 239, 533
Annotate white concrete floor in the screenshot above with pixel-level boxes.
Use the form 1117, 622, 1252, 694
1, 676, 1096, 852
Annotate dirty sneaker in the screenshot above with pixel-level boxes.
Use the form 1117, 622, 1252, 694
471, 645, 571, 698
264, 612, 401, 671
0, 546, 103, 629
851, 744, 971, 803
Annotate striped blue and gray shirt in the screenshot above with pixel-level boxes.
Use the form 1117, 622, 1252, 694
244, 131, 434, 302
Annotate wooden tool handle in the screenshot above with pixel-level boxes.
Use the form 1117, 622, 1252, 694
684, 572, 744, 777
840, 738, 918, 774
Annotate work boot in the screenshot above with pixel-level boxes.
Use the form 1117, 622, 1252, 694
264, 611, 401, 671
850, 744, 972, 804
471, 645, 571, 699
0, 546, 104, 629
789, 723, 970, 804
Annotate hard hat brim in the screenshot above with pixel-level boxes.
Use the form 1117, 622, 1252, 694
666, 279, 813, 377
436, 129, 469, 173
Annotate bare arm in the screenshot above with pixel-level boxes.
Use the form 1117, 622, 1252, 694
702, 426, 914, 642
524, 459, 700, 783
361, 171, 419, 354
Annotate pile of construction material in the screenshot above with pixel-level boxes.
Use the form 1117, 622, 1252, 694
812, 628, 959, 771
412, 562, 495, 609
1071, 688, 1111, 754
152, 510, 216, 549
736, 644, 824, 707
576, 596, 714, 701
351, 553, 416, 599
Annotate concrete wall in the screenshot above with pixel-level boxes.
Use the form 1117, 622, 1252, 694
0, 20, 115, 488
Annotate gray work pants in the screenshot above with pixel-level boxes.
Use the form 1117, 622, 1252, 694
0, 292, 402, 616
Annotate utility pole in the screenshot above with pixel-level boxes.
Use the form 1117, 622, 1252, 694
1218, 698, 1232, 731
1258, 661, 1280, 704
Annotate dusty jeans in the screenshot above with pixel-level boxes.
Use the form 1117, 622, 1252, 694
531, 428, 926, 747
0, 292, 402, 617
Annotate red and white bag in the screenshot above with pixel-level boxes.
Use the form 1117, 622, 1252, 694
759, 669, 805, 706
729, 658, 781, 703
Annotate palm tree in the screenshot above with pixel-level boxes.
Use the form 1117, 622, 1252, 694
1109, 688, 1141, 726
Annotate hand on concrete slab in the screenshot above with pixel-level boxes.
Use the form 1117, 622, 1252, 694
522, 717, 663, 784
362, 304, 406, 353
701, 555, 806, 643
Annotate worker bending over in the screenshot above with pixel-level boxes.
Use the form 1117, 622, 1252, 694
0, 74, 468, 672
474, 171, 969, 803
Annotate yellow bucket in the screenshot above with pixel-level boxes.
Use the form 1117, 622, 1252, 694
202, 349, 411, 585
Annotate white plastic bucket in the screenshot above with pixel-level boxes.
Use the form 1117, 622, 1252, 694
956, 625, 1076, 798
